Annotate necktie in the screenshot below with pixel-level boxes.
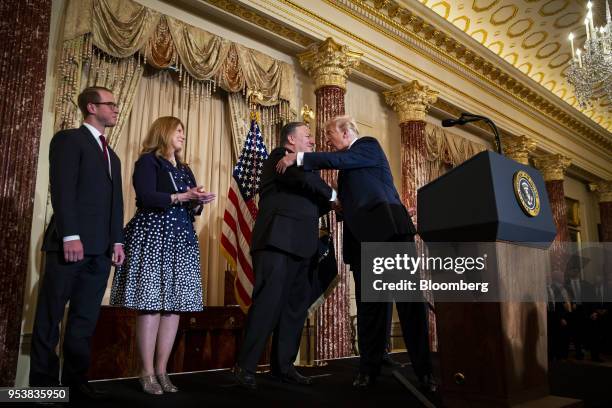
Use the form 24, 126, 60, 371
572, 279, 581, 304
548, 286, 555, 311
99, 134, 110, 174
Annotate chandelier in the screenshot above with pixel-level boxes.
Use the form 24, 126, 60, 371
566, 1, 612, 109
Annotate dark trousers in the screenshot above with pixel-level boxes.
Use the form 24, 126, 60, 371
547, 311, 570, 360
351, 263, 432, 378
349, 233, 432, 379
29, 251, 111, 386
238, 249, 311, 374
568, 308, 587, 358
384, 302, 393, 353
395, 301, 432, 378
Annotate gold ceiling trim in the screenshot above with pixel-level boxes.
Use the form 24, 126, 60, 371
353, 63, 400, 86
323, 0, 611, 153
204, 0, 314, 47
201, 0, 612, 160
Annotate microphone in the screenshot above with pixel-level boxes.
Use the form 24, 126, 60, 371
441, 118, 466, 127
441, 112, 504, 155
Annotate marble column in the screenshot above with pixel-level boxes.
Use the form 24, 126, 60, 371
384, 81, 438, 217
502, 135, 536, 166
0, 0, 51, 386
384, 81, 438, 349
533, 154, 572, 283
589, 181, 612, 289
298, 37, 362, 359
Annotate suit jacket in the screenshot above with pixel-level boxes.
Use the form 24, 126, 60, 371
42, 125, 124, 255
565, 278, 597, 317
132, 152, 202, 220
302, 137, 416, 264
251, 147, 332, 259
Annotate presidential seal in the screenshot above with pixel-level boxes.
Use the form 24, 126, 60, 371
513, 171, 540, 217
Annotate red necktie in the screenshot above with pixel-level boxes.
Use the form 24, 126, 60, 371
99, 134, 110, 173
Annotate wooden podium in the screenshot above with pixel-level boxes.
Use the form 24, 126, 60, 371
418, 151, 581, 408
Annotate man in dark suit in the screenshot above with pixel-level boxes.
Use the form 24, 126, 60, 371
30, 87, 125, 398
565, 256, 603, 362
233, 122, 335, 390
277, 115, 434, 390
547, 280, 571, 361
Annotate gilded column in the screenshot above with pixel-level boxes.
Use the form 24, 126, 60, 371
384, 81, 438, 349
298, 38, 362, 359
502, 135, 536, 166
384, 81, 438, 218
589, 181, 612, 288
0, 0, 51, 385
533, 154, 572, 282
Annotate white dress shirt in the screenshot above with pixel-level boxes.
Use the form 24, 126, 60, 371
295, 138, 359, 202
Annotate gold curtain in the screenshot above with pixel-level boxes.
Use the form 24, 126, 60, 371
111, 70, 233, 306
55, 0, 294, 136
227, 92, 285, 161
424, 123, 488, 180
83, 49, 144, 148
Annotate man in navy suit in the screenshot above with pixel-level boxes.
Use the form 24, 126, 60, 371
277, 115, 434, 390
30, 87, 125, 399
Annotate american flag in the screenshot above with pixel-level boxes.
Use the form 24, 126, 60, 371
221, 116, 268, 312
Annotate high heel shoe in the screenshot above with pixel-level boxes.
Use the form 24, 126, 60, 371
157, 373, 179, 393
139, 375, 163, 395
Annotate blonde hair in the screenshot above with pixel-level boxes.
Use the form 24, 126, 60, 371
325, 115, 360, 137
140, 116, 185, 164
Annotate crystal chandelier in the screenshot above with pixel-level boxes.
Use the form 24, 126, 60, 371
566, 1, 612, 109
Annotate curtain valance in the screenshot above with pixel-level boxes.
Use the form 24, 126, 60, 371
56, 0, 294, 133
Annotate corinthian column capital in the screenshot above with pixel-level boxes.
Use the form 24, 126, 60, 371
298, 37, 362, 91
383, 80, 439, 123
533, 154, 572, 181
589, 180, 612, 203
502, 135, 537, 165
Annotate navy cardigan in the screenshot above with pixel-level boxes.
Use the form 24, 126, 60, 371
133, 152, 201, 217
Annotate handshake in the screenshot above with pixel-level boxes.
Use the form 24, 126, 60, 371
174, 186, 217, 204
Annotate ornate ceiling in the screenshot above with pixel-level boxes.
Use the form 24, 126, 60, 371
416, 0, 611, 131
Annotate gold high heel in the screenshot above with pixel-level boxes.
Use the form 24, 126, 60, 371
157, 373, 179, 393
139, 375, 163, 395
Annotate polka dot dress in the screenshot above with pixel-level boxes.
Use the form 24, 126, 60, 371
110, 161, 204, 312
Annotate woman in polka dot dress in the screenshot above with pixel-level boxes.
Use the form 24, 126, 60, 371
110, 116, 216, 395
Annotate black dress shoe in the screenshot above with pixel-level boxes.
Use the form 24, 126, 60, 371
70, 382, 108, 400
272, 367, 313, 385
352, 372, 376, 388
232, 365, 257, 390
418, 373, 438, 393
381, 353, 402, 367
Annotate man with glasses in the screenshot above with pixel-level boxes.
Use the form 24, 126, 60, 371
30, 87, 125, 400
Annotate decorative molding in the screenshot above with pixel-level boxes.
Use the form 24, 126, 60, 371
589, 181, 612, 203
503, 134, 537, 165
199, 0, 612, 166
384, 80, 439, 123
353, 63, 399, 86
205, 0, 314, 47
297, 37, 363, 91
301, 104, 314, 124
533, 154, 572, 181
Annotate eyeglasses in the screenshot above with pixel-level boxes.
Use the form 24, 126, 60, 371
92, 102, 120, 110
